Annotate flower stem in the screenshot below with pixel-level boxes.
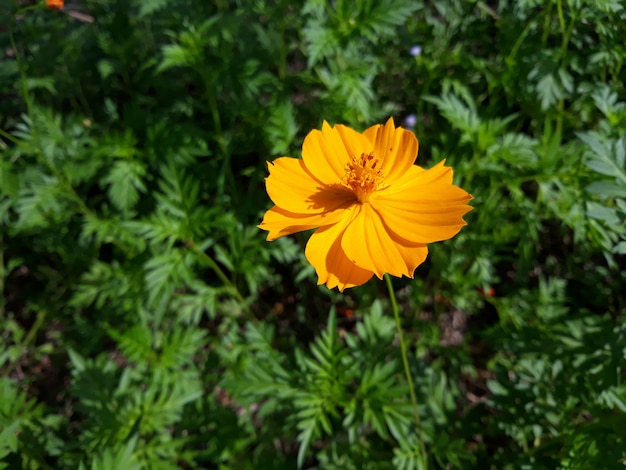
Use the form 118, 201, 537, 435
384, 274, 427, 468
188, 242, 256, 323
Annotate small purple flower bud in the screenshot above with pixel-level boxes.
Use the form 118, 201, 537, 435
404, 114, 417, 128
410, 45, 422, 57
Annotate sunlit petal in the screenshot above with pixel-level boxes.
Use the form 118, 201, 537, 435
382, 160, 452, 194
266, 157, 354, 215
302, 121, 371, 185
341, 204, 429, 278
363, 117, 418, 184
372, 162, 473, 243
305, 208, 374, 291
259, 206, 349, 241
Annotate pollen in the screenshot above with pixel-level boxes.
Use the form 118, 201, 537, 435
342, 152, 383, 203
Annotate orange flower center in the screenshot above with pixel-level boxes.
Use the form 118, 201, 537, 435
342, 152, 383, 203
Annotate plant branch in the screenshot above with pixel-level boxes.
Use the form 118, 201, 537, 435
385, 274, 427, 469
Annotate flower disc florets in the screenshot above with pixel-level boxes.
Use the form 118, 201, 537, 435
342, 153, 383, 203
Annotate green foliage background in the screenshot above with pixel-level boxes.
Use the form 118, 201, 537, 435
1, 0, 625, 468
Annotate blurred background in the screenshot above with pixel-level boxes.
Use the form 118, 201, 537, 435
1, 0, 625, 468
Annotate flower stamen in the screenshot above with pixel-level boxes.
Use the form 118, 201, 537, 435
342, 152, 383, 203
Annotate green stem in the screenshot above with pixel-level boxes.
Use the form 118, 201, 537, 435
200, 69, 234, 201
9, 25, 108, 252
384, 274, 426, 468
23, 309, 47, 347
0, 233, 4, 316
277, 0, 287, 81
10, 27, 94, 219
10, 27, 34, 124
189, 243, 256, 322
0, 128, 21, 145
556, 0, 566, 37
541, 0, 553, 47
507, 16, 535, 64
554, 1, 576, 138
416, 73, 431, 140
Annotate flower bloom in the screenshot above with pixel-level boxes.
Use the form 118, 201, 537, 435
46, 0, 64, 9
259, 118, 473, 291
410, 45, 422, 57
404, 114, 417, 128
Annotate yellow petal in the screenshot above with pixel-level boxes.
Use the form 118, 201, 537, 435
341, 204, 429, 278
266, 157, 354, 215
335, 124, 372, 159
259, 206, 349, 241
305, 207, 374, 291
371, 163, 473, 244
392, 240, 429, 276
382, 160, 452, 193
265, 157, 321, 208
302, 121, 371, 185
363, 117, 418, 184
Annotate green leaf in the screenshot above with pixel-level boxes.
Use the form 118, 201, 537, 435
487, 380, 509, 396
89, 435, 141, 470
579, 132, 626, 184
97, 60, 115, 80
585, 181, 626, 199
354, 0, 420, 42
265, 100, 298, 156
25, 77, 56, 95
136, 0, 169, 17
303, 18, 338, 66
536, 73, 563, 110
102, 159, 147, 213
144, 250, 195, 306
613, 241, 626, 254
425, 93, 480, 138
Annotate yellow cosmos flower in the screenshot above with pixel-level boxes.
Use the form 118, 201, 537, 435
259, 117, 473, 291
